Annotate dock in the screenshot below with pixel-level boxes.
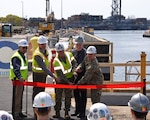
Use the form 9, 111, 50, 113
1, 30, 150, 120
1, 72, 150, 120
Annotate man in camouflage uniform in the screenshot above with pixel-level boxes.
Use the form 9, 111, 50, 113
53, 42, 77, 119
75, 46, 104, 104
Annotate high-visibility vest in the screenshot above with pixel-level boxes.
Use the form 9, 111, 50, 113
53, 52, 74, 78
10, 51, 28, 80
32, 47, 49, 73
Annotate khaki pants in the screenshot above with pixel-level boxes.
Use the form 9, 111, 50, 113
54, 88, 72, 111
14, 85, 24, 114
91, 89, 102, 104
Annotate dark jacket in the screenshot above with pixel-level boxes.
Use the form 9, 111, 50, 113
72, 48, 86, 84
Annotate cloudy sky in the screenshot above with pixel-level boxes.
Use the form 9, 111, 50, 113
0, 0, 150, 19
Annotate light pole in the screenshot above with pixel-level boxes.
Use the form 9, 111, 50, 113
61, 0, 63, 29
21, 1, 24, 18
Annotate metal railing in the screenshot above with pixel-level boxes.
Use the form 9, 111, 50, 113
100, 58, 150, 92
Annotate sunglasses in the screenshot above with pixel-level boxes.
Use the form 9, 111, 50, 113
22, 47, 28, 49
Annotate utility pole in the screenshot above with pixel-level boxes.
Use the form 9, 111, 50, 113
61, 0, 63, 29
21, 1, 24, 18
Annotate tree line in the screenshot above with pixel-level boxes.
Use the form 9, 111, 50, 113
0, 14, 23, 26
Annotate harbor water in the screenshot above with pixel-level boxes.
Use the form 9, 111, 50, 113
94, 30, 150, 82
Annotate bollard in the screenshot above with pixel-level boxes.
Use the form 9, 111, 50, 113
143, 78, 146, 95
140, 52, 146, 93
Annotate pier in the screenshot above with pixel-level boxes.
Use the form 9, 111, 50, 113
0, 30, 150, 119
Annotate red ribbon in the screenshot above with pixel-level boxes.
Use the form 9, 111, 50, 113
12, 81, 145, 89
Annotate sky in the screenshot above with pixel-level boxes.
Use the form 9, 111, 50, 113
0, 0, 150, 20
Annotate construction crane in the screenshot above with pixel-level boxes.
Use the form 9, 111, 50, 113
38, 0, 55, 34
46, 0, 50, 17
111, 0, 122, 21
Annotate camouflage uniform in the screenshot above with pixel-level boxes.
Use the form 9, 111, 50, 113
77, 56, 104, 104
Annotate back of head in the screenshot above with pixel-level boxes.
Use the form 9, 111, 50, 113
128, 93, 150, 113
18, 39, 28, 47
55, 42, 64, 51
38, 36, 48, 44
33, 92, 53, 108
0, 110, 14, 120
87, 103, 112, 120
86, 46, 97, 54
74, 36, 84, 44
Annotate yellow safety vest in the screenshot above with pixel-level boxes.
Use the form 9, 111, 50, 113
53, 52, 74, 78
10, 51, 28, 80
32, 48, 49, 73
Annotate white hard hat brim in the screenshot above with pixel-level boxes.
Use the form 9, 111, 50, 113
86, 52, 96, 54
38, 41, 48, 44
19, 44, 28, 47
56, 49, 64, 52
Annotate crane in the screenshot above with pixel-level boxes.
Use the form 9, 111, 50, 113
38, 0, 55, 34
111, 0, 122, 21
46, 0, 50, 17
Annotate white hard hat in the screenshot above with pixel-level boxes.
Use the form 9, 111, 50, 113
33, 92, 54, 108
55, 42, 64, 51
38, 36, 48, 44
87, 103, 112, 120
18, 39, 28, 47
86, 46, 97, 54
74, 36, 84, 44
0, 110, 14, 120
128, 93, 150, 113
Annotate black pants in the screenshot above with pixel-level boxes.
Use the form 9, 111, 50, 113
73, 89, 87, 115
32, 72, 47, 102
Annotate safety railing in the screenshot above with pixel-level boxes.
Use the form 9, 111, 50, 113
100, 52, 150, 92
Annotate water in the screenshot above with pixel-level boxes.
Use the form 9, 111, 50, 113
94, 30, 150, 82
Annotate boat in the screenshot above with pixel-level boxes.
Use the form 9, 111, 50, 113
143, 29, 150, 37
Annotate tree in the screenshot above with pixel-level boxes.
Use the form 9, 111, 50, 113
0, 14, 23, 26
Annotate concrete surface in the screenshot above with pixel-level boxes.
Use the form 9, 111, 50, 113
0, 72, 150, 120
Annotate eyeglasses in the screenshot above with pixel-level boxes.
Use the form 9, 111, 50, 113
22, 47, 28, 49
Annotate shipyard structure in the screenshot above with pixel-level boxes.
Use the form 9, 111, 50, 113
59, 0, 148, 30
28, 13, 148, 31
26, 0, 149, 31
62, 13, 147, 30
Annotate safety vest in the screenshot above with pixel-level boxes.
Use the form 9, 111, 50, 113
53, 52, 74, 78
10, 51, 28, 80
32, 48, 49, 73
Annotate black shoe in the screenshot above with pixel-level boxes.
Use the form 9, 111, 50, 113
77, 113, 85, 118
65, 114, 71, 120
19, 112, 27, 118
14, 115, 22, 120
53, 111, 60, 118
71, 113, 79, 116
65, 111, 71, 120
53, 114, 60, 118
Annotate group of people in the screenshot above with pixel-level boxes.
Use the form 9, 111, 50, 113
2, 92, 149, 120
9, 34, 104, 119
10, 35, 57, 119
8, 34, 150, 120
28, 91, 150, 120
